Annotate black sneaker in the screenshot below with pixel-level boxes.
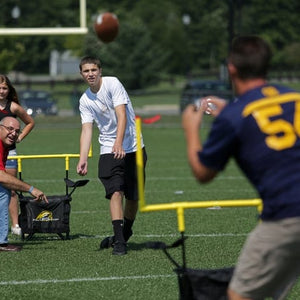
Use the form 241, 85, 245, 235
99, 236, 115, 249
0, 244, 22, 252
112, 241, 127, 256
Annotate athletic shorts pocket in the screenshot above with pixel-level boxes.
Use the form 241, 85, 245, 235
98, 154, 125, 178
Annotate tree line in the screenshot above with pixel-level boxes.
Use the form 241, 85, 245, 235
0, 0, 299, 89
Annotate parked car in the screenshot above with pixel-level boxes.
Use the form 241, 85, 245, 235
19, 90, 58, 116
180, 79, 234, 113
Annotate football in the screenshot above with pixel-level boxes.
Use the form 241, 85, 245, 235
94, 12, 119, 43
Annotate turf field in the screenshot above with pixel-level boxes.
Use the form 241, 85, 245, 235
1, 114, 299, 299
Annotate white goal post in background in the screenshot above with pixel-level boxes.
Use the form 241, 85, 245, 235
0, 0, 88, 35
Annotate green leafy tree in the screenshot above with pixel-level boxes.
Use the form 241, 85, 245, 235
0, 0, 300, 84
180, 0, 229, 71
0, 37, 25, 73
132, 0, 186, 74
282, 43, 300, 67
236, 0, 300, 68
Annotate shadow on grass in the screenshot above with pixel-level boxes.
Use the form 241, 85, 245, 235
95, 242, 156, 253
128, 242, 157, 251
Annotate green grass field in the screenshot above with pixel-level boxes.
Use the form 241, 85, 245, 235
1, 114, 300, 299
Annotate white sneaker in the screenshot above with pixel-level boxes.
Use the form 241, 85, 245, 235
11, 224, 22, 236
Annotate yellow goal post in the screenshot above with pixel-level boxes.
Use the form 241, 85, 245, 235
0, 0, 88, 36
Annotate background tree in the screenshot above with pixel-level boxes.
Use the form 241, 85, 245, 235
0, 37, 24, 73
234, 0, 300, 69
0, 0, 299, 86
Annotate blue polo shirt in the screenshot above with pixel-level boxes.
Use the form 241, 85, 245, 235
199, 84, 300, 220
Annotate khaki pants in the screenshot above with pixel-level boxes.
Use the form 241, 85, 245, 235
229, 217, 300, 299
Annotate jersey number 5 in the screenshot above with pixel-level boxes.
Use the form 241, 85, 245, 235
252, 102, 300, 151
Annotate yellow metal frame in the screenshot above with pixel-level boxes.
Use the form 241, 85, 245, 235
8, 147, 92, 175
135, 117, 263, 233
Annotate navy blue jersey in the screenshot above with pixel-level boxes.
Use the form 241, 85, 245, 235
199, 84, 300, 220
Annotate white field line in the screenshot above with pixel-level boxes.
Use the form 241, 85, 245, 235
27, 175, 245, 183
0, 274, 175, 286
16, 233, 249, 241
26, 233, 249, 240
1, 235, 247, 286
78, 233, 248, 239
143, 233, 248, 237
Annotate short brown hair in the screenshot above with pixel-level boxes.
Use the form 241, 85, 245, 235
79, 56, 101, 71
228, 35, 272, 80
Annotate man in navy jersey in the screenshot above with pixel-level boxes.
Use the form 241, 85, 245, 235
182, 35, 300, 299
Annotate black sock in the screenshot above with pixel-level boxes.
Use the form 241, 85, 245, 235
112, 220, 125, 243
123, 217, 134, 241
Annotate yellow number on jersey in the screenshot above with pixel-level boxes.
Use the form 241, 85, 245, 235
243, 92, 300, 151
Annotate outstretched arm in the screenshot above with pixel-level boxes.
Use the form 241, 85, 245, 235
0, 170, 47, 202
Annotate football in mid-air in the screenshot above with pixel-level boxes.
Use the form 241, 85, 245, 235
94, 12, 119, 43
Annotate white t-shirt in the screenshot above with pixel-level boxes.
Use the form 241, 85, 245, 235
79, 76, 144, 154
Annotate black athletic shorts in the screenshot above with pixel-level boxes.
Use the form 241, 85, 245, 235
98, 148, 147, 200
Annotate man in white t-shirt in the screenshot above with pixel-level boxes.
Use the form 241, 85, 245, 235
77, 56, 147, 255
